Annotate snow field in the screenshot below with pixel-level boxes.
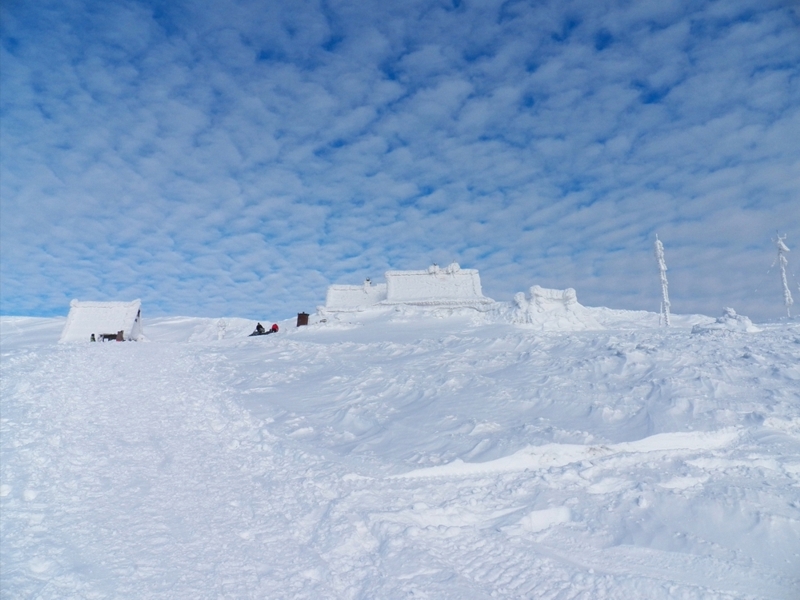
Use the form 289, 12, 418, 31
2, 310, 799, 598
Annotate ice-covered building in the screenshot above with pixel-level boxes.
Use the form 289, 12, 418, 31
60, 299, 144, 343
324, 263, 494, 311
510, 285, 603, 330
325, 280, 388, 311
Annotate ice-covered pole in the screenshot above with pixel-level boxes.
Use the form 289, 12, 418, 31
217, 318, 227, 340
654, 235, 671, 327
775, 234, 793, 317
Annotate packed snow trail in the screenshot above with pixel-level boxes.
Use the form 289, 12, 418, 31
1, 343, 354, 598
2, 311, 800, 598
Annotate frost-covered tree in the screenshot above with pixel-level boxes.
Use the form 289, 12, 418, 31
774, 234, 793, 317
654, 235, 671, 326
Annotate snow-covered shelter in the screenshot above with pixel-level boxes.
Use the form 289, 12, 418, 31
324, 263, 494, 311
60, 299, 144, 343
510, 286, 602, 330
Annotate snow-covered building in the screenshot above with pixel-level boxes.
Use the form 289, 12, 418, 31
325, 280, 388, 311
385, 263, 492, 306
324, 263, 494, 311
510, 285, 603, 330
60, 299, 144, 343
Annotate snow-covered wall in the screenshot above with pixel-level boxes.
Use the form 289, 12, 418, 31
385, 263, 492, 306
325, 282, 388, 311
511, 286, 602, 330
60, 299, 143, 342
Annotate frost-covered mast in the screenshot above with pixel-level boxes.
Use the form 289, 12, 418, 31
774, 233, 793, 317
654, 235, 671, 326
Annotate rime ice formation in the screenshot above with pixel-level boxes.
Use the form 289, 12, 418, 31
324, 263, 493, 311
509, 285, 603, 331
59, 299, 143, 342
691, 307, 762, 333
775, 234, 793, 317
654, 235, 671, 326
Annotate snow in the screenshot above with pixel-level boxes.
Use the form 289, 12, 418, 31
691, 307, 762, 334
2, 305, 800, 599
59, 299, 143, 343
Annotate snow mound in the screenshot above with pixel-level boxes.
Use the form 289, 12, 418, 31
505, 285, 603, 331
692, 307, 761, 334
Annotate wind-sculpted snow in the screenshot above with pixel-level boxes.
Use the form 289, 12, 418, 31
392, 429, 742, 479
1, 311, 799, 599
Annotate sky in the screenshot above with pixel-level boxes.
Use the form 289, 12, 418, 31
1, 0, 799, 322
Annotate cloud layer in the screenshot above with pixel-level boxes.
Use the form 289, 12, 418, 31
2, 0, 799, 320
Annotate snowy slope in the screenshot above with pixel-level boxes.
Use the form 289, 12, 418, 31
2, 308, 799, 599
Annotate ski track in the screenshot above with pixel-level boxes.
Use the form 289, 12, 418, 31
2, 316, 800, 598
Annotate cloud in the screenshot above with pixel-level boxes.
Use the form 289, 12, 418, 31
1, 0, 798, 321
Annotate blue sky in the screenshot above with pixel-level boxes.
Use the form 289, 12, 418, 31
2, 0, 799, 321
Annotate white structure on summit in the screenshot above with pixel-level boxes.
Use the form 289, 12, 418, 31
324, 263, 493, 311
325, 278, 388, 311
60, 299, 144, 343
385, 263, 492, 306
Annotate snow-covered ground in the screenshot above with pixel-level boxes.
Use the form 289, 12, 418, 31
2, 305, 799, 599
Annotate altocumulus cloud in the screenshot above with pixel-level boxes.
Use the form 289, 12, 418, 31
1, 0, 798, 321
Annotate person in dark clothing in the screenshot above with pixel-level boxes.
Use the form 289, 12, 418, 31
255, 323, 265, 334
